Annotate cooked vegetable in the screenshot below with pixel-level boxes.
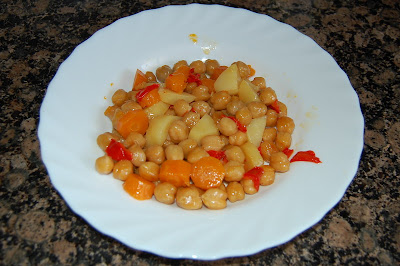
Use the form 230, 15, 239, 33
115, 109, 149, 138
159, 160, 192, 187
123, 174, 155, 200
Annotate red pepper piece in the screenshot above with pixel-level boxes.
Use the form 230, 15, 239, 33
207, 150, 228, 163
221, 114, 247, 133
269, 99, 280, 113
105, 139, 133, 161
290, 150, 321, 163
188, 68, 202, 85
282, 148, 294, 158
136, 84, 160, 103
191, 107, 196, 113
243, 166, 264, 191
258, 145, 262, 155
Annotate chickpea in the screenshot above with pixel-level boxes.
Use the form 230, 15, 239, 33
240, 178, 258, 195
210, 91, 231, 110
191, 184, 205, 196
173, 60, 188, 71
145, 145, 165, 165
176, 186, 203, 210
262, 127, 277, 142
168, 120, 189, 143
266, 108, 278, 127
278, 101, 288, 117
270, 152, 290, 172
156, 65, 172, 83
120, 100, 142, 112
226, 99, 245, 116
218, 183, 226, 192
182, 112, 200, 129
259, 140, 279, 162
247, 101, 268, 118
275, 132, 292, 151
220, 135, 229, 147
178, 139, 198, 158
235, 61, 250, 79
112, 160, 133, 181
201, 188, 228, 210
235, 107, 253, 126
205, 59, 220, 76
139, 161, 159, 182
251, 77, 266, 90
189, 60, 206, 74
112, 89, 128, 106
95, 155, 114, 174
276, 116, 295, 134
174, 99, 191, 117
164, 108, 176, 116
145, 71, 157, 82
211, 110, 224, 124
165, 145, 184, 160
124, 132, 146, 148
111, 109, 124, 129
128, 145, 146, 167
97, 132, 119, 151
201, 135, 225, 151
192, 101, 211, 117
127, 90, 138, 101
218, 117, 238, 136
104, 105, 119, 120
226, 181, 245, 203
187, 147, 209, 163
192, 85, 211, 101
154, 182, 177, 204
228, 131, 248, 146
260, 165, 275, 186
185, 82, 197, 93
162, 138, 175, 149
225, 146, 245, 163
259, 87, 277, 106
224, 161, 245, 182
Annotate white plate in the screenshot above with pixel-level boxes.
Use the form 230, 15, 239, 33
38, 4, 364, 260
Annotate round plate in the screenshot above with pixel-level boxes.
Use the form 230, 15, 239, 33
38, 4, 364, 260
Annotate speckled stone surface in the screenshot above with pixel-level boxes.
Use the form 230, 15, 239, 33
1, 0, 399, 264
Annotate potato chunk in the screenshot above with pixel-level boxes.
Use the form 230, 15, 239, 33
188, 114, 219, 144
214, 64, 240, 95
145, 115, 180, 146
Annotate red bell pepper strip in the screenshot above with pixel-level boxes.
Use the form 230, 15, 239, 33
243, 166, 264, 191
188, 68, 202, 86
105, 139, 133, 161
282, 148, 294, 158
136, 84, 160, 103
207, 150, 228, 163
290, 150, 321, 163
221, 114, 247, 133
269, 99, 280, 113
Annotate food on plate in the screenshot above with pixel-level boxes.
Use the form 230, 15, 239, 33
95, 59, 321, 210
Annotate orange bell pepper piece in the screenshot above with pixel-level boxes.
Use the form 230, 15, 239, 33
159, 160, 192, 187
136, 84, 161, 108
165, 72, 187, 93
210, 66, 228, 80
200, 78, 215, 93
123, 173, 155, 200
115, 109, 149, 138
132, 69, 147, 91
191, 157, 225, 190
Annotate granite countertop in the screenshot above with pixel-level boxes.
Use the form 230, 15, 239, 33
1, 0, 399, 264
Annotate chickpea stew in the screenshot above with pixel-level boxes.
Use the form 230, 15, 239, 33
96, 59, 307, 210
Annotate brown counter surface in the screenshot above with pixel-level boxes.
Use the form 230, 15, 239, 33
1, 0, 399, 264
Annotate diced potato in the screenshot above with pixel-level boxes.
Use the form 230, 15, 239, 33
188, 114, 219, 144
144, 101, 170, 119
214, 64, 240, 95
238, 80, 260, 103
159, 88, 196, 105
246, 116, 267, 148
145, 115, 180, 146
240, 142, 264, 170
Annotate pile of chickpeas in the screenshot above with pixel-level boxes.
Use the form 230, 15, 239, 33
95, 59, 295, 210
